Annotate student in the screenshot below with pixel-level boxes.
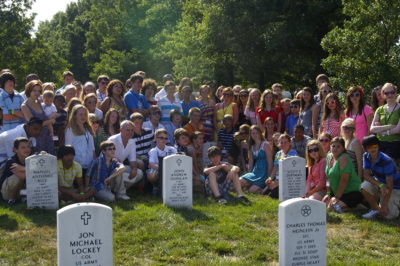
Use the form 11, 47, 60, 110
158, 81, 183, 125
89, 114, 107, 156
204, 146, 248, 204
58, 145, 94, 202
142, 105, 165, 135
188, 131, 206, 191
180, 85, 201, 123
124, 74, 149, 117
0, 138, 31, 204
42, 90, 58, 137
147, 129, 177, 195
87, 141, 126, 202
174, 128, 191, 154
183, 107, 204, 137
305, 140, 327, 200
285, 99, 300, 136
163, 109, 182, 145
217, 114, 237, 164
291, 125, 311, 158
360, 135, 400, 219
130, 112, 154, 170
319, 93, 345, 138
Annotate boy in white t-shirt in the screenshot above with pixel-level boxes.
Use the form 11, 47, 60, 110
147, 128, 177, 195
41, 90, 58, 136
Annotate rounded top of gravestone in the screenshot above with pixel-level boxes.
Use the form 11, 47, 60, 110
39, 151, 48, 155
279, 197, 325, 208
57, 202, 112, 214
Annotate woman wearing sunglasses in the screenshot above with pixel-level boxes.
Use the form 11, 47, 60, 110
341, 118, 363, 180
370, 83, 400, 159
318, 132, 332, 154
345, 86, 373, 143
305, 140, 327, 200
319, 93, 345, 138
214, 87, 238, 130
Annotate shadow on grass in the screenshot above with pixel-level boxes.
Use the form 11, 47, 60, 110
13, 205, 56, 227
171, 207, 211, 222
327, 212, 343, 224
346, 210, 400, 227
0, 214, 18, 231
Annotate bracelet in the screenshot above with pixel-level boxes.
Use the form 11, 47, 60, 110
378, 183, 385, 188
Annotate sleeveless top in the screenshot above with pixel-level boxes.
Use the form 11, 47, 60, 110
321, 117, 341, 137
216, 102, 234, 130
375, 105, 400, 142
299, 106, 313, 136
110, 97, 128, 119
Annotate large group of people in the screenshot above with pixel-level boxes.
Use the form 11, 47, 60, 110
0, 69, 398, 220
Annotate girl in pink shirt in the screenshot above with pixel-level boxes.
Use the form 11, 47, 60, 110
345, 86, 373, 143
305, 140, 327, 200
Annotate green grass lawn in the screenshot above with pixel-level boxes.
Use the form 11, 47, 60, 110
0, 192, 399, 265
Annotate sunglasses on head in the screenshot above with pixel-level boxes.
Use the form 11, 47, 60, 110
308, 147, 319, 153
350, 92, 360, 98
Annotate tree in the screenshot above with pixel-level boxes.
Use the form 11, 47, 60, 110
321, 0, 400, 90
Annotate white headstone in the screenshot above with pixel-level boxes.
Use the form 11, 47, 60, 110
202, 142, 217, 167
26, 152, 59, 209
279, 198, 326, 266
162, 154, 192, 209
57, 203, 113, 266
279, 156, 306, 201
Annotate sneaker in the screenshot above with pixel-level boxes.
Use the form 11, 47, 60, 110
332, 204, 344, 214
7, 199, 16, 205
116, 194, 130, 200
215, 196, 227, 205
362, 209, 379, 219
238, 195, 250, 203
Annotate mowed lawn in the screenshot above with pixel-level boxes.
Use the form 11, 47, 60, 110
0, 192, 399, 265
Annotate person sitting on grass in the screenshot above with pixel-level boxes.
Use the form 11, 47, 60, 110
203, 146, 248, 204
360, 135, 400, 220
58, 145, 94, 202
174, 128, 191, 154
0, 137, 31, 204
305, 140, 327, 200
147, 128, 177, 196
322, 137, 363, 214
87, 141, 126, 202
188, 131, 206, 192
263, 133, 298, 199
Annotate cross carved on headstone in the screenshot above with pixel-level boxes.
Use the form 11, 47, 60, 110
81, 212, 91, 225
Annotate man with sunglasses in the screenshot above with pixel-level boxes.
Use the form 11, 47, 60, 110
87, 141, 126, 202
360, 135, 400, 220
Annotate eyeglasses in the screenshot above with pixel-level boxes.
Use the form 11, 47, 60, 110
157, 137, 168, 140
319, 138, 330, 143
350, 92, 360, 98
342, 126, 354, 131
106, 147, 116, 151
322, 89, 331, 94
308, 147, 319, 153
384, 90, 396, 96
290, 105, 299, 109
151, 111, 161, 115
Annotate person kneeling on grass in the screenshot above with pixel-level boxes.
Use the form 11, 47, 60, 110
0, 137, 31, 204
147, 128, 177, 196
87, 141, 126, 202
58, 145, 95, 202
203, 146, 248, 204
360, 135, 400, 219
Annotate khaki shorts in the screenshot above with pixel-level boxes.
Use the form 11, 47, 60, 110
1, 175, 22, 201
361, 181, 400, 219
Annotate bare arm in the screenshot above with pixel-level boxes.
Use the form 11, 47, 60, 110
99, 97, 111, 115
311, 104, 320, 138
232, 103, 239, 127
264, 142, 273, 177
277, 111, 282, 133
204, 164, 223, 175
370, 110, 395, 133
353, 140, 364, 180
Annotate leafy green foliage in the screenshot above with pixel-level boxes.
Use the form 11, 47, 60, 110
321, 0, 400, 90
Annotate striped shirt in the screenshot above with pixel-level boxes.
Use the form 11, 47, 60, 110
57, 160, 82, 188
157, 96, 183, 124
217, 128, 236, 155
132, 128, 154, 160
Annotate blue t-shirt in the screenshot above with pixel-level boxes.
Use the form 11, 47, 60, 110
124, 89, 150, 117
285, 114, 299, 136
363, 151, 400, 189
181, 100, 201, 118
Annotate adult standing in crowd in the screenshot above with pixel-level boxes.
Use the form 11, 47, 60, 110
124, 74, 149, 118
256, 89, 281, 132
100, 79, 127, 119
0, 72, 25, 133
370, 83, 400, 160
244, 88, 261, 125
64, 104, 95, 185
345, 86, 373, 143
96, 75, 110, 103
56, 71, 74, 95
198, 84, 215, 141
298, 87, 315, 136
21, 80, 55, 155
154, 74, 174, 101
215, 87, 239, 130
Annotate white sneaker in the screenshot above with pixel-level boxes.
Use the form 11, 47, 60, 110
362, 209, 379, 219
116, 194, 130, 200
